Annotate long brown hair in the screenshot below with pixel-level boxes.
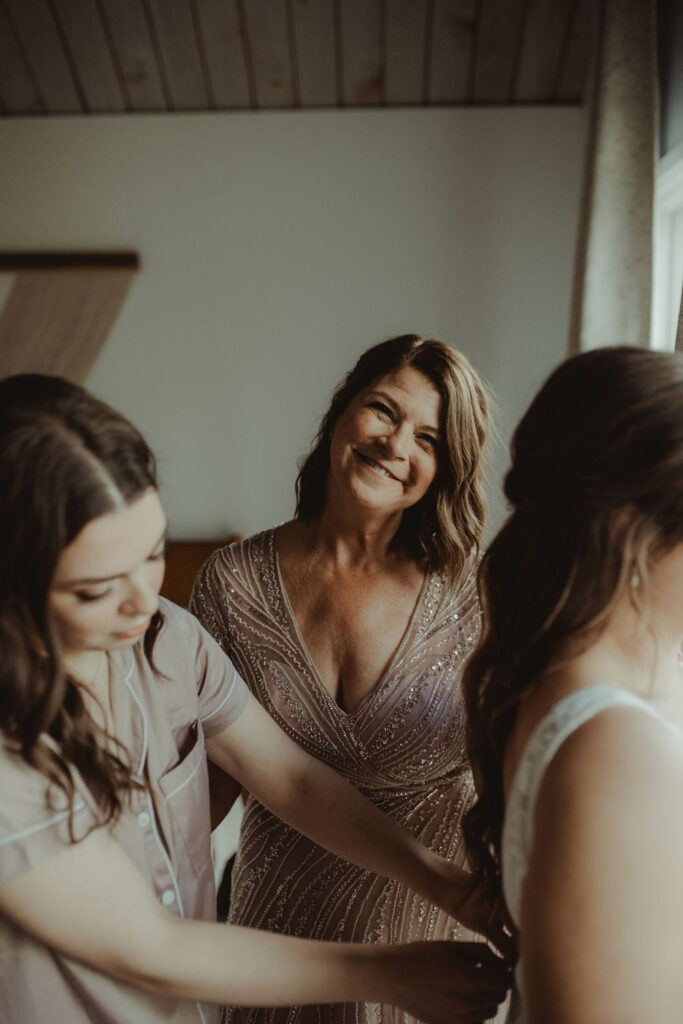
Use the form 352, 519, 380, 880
0, 374, 163, 834
295, 335, 491, 585
463, 346, 683, 902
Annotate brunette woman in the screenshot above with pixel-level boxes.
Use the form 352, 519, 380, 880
464, 346, 683, 1023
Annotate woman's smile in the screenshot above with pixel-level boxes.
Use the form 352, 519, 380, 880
354, 449, 404, 483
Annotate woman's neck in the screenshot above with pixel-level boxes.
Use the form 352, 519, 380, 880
533, 592, 683, 715
62, 648, 108, 692
306, 502, 407, 572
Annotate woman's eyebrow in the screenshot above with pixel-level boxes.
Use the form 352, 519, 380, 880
61, 526, 168, 587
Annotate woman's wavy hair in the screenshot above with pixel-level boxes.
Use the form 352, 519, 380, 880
0, 373, 163, 835
463, 346, 683, 904
295, 335, 491, 585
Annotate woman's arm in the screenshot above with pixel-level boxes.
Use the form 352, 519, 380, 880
207, 759, 243, 831
0, 825, 509, 1023
520, 706, 683, 1023
206, 695, 509, 952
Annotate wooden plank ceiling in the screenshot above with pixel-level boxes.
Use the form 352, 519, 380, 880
0, 0, 598, 116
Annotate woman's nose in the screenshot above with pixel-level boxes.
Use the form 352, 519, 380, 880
121, 576, 159, 617
383, 422, 411, 458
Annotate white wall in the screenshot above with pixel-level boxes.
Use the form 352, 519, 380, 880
0, 108, 585, 538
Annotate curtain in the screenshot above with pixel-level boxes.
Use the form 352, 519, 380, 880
568, 0, 657, 353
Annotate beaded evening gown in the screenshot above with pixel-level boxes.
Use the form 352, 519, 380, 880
192, 529, 500, 1024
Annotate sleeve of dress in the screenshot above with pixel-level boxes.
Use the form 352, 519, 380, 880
454, 557, 483, 651
0, 744, 97, 886
189, 548, 233, 652
159, 597, 249, 739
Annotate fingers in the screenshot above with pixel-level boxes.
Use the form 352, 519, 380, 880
452, 940, 509, 972
484, 924, 517, 965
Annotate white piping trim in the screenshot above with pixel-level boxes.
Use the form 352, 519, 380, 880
0, 800, 87, 847
115, 656, 184, 913
145, 790, 185, 917
196, 1002, 208, 1023
164, 732, 205, 800
118, 662, 148, 777
199, 674, 237, 723
116, 646, 206, 1024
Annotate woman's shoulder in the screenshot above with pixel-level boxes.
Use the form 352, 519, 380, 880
508, 685, 683, 805
523, 687, 683, 864
515, 692, 683, 1021
191, 528, 277, 596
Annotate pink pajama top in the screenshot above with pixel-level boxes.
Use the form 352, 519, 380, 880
0, 598, 249, 1024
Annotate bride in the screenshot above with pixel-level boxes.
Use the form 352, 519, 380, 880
463, 345, 683, 1023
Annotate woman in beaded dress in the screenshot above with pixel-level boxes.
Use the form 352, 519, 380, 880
192, 336, 507, 1024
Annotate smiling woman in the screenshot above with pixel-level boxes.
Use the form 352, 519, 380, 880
328, 365, 441, 516
191, 334, 507, 1024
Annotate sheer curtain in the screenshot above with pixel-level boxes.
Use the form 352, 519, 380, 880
568, 0, 657, 353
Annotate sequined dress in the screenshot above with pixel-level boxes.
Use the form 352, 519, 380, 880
191, 529, 487, 1024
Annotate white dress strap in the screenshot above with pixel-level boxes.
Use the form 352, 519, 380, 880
501, 685, 668, 926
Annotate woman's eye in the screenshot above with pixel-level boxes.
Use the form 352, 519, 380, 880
148, 545, 167, 563
370, 401, 393, 419
75, 589, 111, 604
418, 434, 438, 448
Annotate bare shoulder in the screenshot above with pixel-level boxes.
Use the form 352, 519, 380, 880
538, 700, 683, 815
520, 703, 683, 1022
530, 701, 683, 872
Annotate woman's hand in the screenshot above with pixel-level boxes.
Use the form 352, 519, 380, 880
379, 940, 512, 1024
425, 858, 516, 963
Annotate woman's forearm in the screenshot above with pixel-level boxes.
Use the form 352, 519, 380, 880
131, 918, 386, 1007
123, 915, 509, 1024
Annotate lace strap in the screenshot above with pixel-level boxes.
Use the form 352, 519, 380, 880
501, 685, 663, 923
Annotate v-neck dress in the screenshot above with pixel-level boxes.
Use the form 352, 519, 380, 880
191, 529, 486, 1024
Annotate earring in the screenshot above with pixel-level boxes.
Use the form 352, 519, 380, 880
630, 564, 641, 589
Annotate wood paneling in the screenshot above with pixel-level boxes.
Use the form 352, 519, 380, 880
193, 0, 251, 108
0, 3, 44, 114
145, 0, 209, 109
0, 0, 597, 114
50, 0, 125, 112
0, 255, 137, 382
338, 0, 383, 106
472, 0, 528, 103
241, 0, 294, 108
428, 0, 478, 104
290, 0, 337, 107
97, 0, 168, 111
515, 0, 575, 102
385, 0, 429, 106
556, 0, 599, 102
3, 0, 81, 113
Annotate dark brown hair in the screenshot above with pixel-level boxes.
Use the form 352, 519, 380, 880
463, 346, 683, 902
0, 373, 162, 834
295, 335, 491, 584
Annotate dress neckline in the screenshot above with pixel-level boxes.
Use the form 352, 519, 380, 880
268, 527, 431, 719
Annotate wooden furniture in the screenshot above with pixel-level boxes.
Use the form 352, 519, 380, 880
160, 537, 240, 608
